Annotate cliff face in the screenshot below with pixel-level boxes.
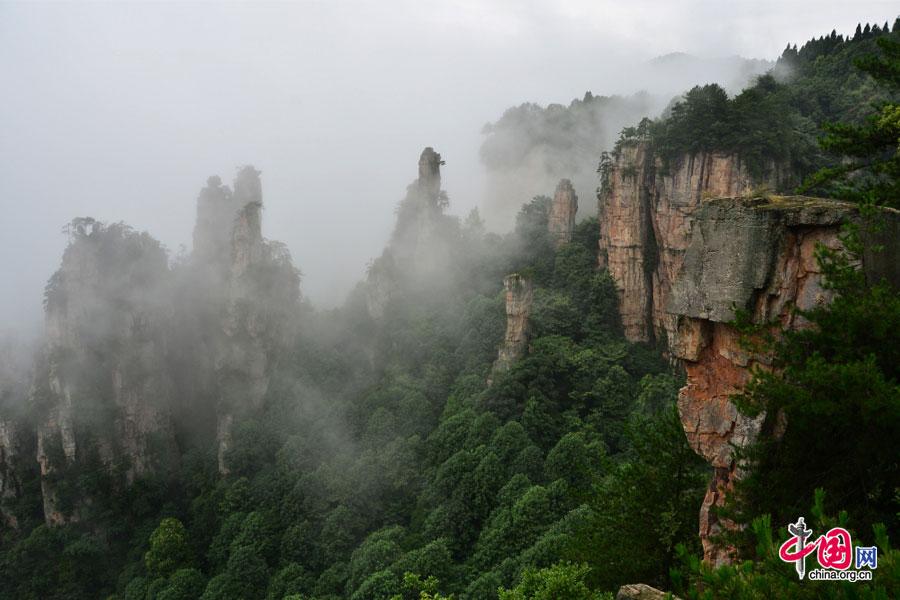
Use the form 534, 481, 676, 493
667, 196, 900, 565
0, 341, 33, 528
598, 145, 785, 342
0, 166, 302, 524
35, 220, 176, 523
548, 179, 578, 247
0, 421, 26, 527
212, 171, 267, 474
490, 273, 534, 379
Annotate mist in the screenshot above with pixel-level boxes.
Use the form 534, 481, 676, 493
0, 3, 898, 597
1, 0, 897, 334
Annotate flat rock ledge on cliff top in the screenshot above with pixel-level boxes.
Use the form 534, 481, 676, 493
668, 195, 900, 325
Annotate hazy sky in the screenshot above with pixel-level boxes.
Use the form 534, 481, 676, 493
1, 1, 897, 335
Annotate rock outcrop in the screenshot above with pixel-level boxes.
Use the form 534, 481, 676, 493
667, 196, 900, 565
0, 340, 33, 528
0, 421, 22, 527
417, 146, 443, 201
191, 167, 299, 474
616, 583, 681, 600
3, 165, 302, 524
490, 274, 534, 380
392, 147, 447, 266
598, 145, 787, 342
34, 219, 177, 523
194, 175, 245, 265
548, 179, 578, 247
366, 147, 450, 320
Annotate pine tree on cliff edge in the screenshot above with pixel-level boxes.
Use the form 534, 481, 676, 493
799, 34, 900, 207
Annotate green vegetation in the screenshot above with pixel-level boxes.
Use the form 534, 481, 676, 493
1, 21, 899, 600
614, 20, 900, 182
727, 215, 900, 550
0, 194, 705, 599
800, 34, 900, 205
702, 24, 900, 599
672, 491, 900, 599
722, 23, 900, 558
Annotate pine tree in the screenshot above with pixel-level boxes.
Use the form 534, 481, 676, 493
733, 38, 900, 541
799, 37, 900, 205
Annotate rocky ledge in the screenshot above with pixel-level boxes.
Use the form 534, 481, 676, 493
667, 195, 900, 565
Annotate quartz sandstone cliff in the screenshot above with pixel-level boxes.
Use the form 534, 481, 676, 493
490, 177, 573, 379
34, 220, 177, 524
0, 344, 32, 528
7, 166, 300, 524
666, 196, 900, 565
191, 167, 299, 474
598, 144, 788, 342
548, 179, 578, 247
490, 273, 534, 380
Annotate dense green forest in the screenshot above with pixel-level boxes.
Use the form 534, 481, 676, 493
1, 194, 709, 600
609, 18, 900, 185
1, 21, 899, 600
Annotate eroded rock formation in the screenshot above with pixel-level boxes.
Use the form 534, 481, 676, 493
0, 340, 33, 528
0, 166, 302, 524
34, 219, 177, 523
0, 422, 22, 526
191, 167, 299, 474
194, 175, 245, 265
366, 147, 450, 319
393, 147, 446, 266
598, 145, 788, 342
667, 196, 900, 565
490, 273, 534, 379
548, 179, 578, 247
616, 583, 681, 600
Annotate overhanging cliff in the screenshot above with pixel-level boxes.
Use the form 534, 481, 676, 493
667, 196, 900, 565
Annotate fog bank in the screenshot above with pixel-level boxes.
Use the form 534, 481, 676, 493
1, 1, 897, 334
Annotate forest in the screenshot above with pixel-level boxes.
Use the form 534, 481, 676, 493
0, 19, 898, 600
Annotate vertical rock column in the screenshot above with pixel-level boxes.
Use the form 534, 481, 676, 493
366, 147, 446, 320
597, 144, 655, 341
417, 146, 442, 200
0, 341, 34, 528
212, 167, 269, 474
490, 273, 534, 380
548, 179, 578, 247
0, 420, 28, 528
199, 166, 299, 474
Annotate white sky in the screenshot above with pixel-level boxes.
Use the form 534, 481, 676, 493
1, 1, 897, 334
